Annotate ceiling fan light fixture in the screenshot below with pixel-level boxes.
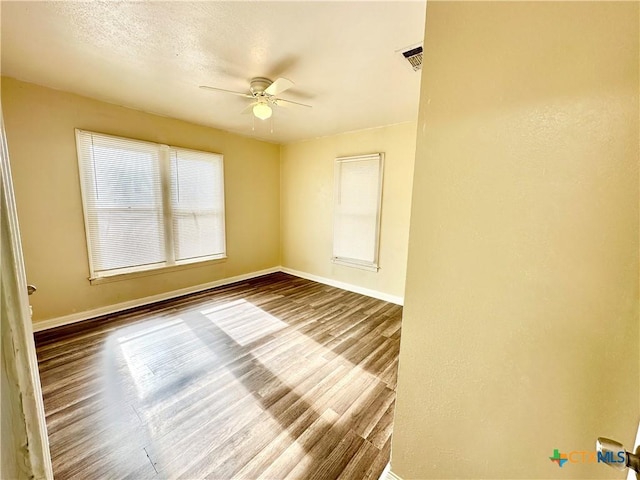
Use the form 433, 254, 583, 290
253, 102, 272, 120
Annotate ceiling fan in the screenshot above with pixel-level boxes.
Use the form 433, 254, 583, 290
200, 77, 312, 120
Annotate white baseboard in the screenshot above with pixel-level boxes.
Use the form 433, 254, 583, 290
33, 265, 404, 332
378, 463, 391, 480
378, 463, 403, 480
385, 469, 403, 480
281, 267, 404, 305
32, 266, 281, 332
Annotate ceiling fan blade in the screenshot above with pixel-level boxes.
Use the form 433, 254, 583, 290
199, 85, 253, 98
276, 97, 312, 108
265, 77, 294, 96
240, 102, 258, 114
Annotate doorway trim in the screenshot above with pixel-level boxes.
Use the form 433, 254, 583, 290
1, 107, 53, 479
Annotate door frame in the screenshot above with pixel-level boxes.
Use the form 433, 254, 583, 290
1, 107, 53, 479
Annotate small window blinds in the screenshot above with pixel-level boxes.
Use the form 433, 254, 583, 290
332, 153, 384, 271
170, 148, 226, 262
76, 130, 226, 279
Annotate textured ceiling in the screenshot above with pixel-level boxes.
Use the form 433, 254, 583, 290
1, 1, 426, 144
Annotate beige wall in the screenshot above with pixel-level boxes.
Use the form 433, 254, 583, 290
392, 2, 639, 479
2, 78, 281, 323
280, 122, 416, 300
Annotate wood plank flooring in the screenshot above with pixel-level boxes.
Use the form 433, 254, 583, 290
34, 272, 402, 480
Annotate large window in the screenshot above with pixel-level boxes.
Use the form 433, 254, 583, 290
76, 130, 226, 280
332, 153, 384, 271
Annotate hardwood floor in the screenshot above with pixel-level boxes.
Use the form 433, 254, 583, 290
34, 273, 402, 480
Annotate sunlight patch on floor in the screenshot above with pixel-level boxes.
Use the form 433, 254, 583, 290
117, 318, 208, 400
201, 299, 289, 346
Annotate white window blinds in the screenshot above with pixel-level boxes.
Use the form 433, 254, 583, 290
170, 148, 226, 262
332, 153, 384, 271
76, 130, 226, 279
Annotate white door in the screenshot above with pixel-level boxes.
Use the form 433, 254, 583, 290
0, 108, 53, 479
628, 424, 640, 480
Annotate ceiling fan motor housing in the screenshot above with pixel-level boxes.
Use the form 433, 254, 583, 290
249, 77, 272, 96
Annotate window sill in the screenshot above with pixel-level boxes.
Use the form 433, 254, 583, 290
331, 258, 380, 272
89, 256, 228, 285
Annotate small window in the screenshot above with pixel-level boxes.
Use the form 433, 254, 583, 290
332, 153, 384, 271
76, 130, 226, 279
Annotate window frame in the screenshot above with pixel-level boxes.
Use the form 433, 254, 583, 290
331, 153, 384, 272
75, 129, 227, 282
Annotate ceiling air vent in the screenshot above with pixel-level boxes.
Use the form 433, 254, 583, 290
399, 44, 423, 72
